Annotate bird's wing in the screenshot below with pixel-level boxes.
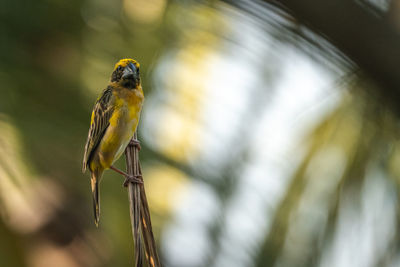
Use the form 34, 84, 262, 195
82, 86, 114, 173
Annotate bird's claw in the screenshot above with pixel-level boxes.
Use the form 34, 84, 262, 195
129, 139, 141, 150
123, 174, 143, 187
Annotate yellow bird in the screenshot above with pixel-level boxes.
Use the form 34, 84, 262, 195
82, 58, 144, 226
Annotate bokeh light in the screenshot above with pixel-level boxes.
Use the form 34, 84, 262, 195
1, 0, 400, 267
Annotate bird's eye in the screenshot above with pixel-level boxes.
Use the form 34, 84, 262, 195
117, 66, 122, 71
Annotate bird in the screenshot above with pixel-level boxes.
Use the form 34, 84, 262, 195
82, 58, 144, 226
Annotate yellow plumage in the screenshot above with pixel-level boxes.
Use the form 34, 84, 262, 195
83, 58, 144, 226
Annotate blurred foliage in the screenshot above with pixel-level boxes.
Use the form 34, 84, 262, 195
1, 0, 400, 267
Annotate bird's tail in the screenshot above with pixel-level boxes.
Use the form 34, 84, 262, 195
91, 172, 100, 227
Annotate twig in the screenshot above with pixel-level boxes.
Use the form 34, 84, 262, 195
138, 163, 161, 267
125, 132, 161, 267
125, 132, 143, 266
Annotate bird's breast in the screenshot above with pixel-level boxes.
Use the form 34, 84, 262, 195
97, 88, 143, 168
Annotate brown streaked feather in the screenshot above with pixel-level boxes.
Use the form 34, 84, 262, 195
91, 171, 100, 226
82, 86, 115, 173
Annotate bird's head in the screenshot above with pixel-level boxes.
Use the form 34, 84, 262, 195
111, 58, 141, 89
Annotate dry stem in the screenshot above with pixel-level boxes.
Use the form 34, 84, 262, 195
125, 132, 161, 267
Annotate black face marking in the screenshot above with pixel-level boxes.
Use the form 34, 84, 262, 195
111, 63, 140, 89
122, 75, 138, 89
111, 66, 124, 82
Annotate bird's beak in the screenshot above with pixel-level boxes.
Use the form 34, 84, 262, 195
122, 63, 137, 80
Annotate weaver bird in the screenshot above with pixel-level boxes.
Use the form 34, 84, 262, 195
82, 58, 144, 226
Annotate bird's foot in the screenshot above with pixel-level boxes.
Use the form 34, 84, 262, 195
110, 165, 143, 187
123, 174, 143, 187
129, 139, 141, 151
